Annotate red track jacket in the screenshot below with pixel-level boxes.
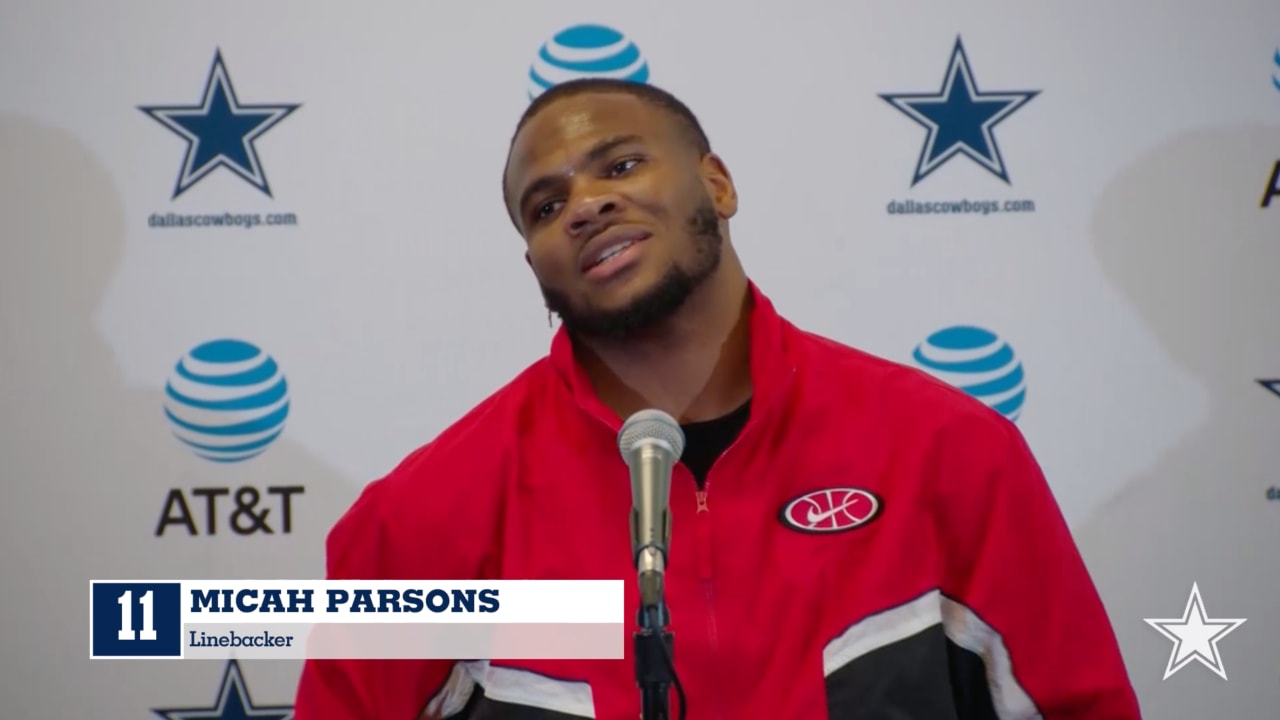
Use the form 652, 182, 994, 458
294, 284, 1141, 719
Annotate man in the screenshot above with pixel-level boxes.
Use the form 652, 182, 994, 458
294, 78, 1142, 719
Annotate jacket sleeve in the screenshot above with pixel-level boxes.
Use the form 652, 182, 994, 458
930, 410, 1142, 720
293, 465, 478, 720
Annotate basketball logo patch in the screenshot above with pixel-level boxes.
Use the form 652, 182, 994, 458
779, 488, 881, 534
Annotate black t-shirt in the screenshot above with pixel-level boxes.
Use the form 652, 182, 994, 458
679, 399, 751, 489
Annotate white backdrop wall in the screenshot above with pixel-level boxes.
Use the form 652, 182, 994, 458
1, 1, 1278, 717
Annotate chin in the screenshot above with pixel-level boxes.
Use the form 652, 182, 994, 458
582, 271, 656, 306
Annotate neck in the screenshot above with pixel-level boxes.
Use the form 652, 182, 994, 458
574, 268, 753, 424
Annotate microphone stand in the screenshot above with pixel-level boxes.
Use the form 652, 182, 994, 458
634, 584, 674, 720
618, 416, 684, 720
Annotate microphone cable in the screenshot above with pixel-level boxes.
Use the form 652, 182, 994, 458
647, 605, 688, 720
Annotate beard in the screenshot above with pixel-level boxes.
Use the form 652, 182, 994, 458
538, 200, 723, 341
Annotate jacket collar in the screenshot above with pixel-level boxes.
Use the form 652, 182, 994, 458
548, 281, 799, 432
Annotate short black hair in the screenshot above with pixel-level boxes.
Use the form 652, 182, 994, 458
503, 79, 713, 226
513, 78, 712, 155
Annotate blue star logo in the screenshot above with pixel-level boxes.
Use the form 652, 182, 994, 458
1271, 48, 1280, 94
152, 660, 293, 720
1259, 379, 1280, 398
880, 36, 1039, 186
140, 49, 300, 200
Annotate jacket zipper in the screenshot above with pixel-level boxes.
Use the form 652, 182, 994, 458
693, 479, 720, 720
695, 422, 752, 720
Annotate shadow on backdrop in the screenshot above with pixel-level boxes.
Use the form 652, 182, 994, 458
0, 114, 357, 717
1084, 123, 1279, 717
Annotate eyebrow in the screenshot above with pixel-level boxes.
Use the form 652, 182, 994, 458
515, 134, 643, 217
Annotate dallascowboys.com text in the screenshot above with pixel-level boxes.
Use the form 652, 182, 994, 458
147, 211, 298, 229
887, 198, 1036, 216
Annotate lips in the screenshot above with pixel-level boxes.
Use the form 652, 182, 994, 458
578, 227, 651, 273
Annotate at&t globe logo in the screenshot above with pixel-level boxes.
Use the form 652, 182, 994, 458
163, 339, 290, 463
1272, 48, 1280, 93
528, 23, 650, 100
912, 326, 1026, 422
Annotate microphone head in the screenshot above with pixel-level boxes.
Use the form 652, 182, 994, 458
617, 409, 686, 462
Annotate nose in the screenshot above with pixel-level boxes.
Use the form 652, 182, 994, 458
564, 188, 625, 238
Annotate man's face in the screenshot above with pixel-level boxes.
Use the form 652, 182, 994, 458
504, 92, 734, 339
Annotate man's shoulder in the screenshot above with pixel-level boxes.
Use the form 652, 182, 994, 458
323, 357, 557, 577
788, 323, 1014, 437
787, 324, 1032, 499
358, 356, 554, 509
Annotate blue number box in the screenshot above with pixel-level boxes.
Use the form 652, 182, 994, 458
90, 582, 183, 658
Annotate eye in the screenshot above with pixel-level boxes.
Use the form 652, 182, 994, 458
609, 158, 641, 176
531, 200, 562, 223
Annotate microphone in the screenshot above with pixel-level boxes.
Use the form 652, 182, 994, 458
617, 409, 686, 612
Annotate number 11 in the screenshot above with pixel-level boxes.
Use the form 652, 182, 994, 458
117, 590, 157, 641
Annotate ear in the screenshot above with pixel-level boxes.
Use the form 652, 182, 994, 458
700, 153, 738, 219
